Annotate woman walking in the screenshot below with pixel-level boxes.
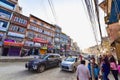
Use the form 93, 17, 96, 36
110, 56, 118, 80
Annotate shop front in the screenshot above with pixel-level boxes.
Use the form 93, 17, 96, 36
40, 46, 47, 54
2, 40, 23, 56
33, 38, 48, 54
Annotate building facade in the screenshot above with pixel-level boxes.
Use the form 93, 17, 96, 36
2, 12, 29, 56
0, 0, 18, 55
100, 0, 120, 60
25, 14, 55, 55
60, 32, 69, 53
54, 25, 61, 53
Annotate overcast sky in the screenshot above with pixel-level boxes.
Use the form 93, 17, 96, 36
18, 0, 107, 50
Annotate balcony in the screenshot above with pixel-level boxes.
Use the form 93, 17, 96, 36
7, 0, 18, 4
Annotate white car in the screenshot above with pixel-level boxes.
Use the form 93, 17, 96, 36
60, 56, 80, 72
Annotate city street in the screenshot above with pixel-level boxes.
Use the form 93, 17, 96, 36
0, 62, 76, 80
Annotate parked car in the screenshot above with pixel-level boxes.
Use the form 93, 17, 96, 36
25, 54, 62, 73
60, 56, 80, 72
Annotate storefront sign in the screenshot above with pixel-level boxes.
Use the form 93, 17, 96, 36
34, 43, 41, 47
33, 38, 48, 44
41, 46, 47, 49
4, 39, 14, 42
24, 41, 34, 47
8, 32, 25, 38
4, 41, 23, 47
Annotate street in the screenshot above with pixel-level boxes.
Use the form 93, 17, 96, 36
0, 62, 76, 80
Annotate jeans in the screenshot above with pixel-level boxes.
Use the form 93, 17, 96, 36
102, 72, 109, 80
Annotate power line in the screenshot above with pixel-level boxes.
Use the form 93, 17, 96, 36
48, 0, 58, 24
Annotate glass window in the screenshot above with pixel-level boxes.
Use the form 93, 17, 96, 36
0, 20, 8, 28
18, 27, 25, 33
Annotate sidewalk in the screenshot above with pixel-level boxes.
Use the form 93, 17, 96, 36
0, 56, 37, 62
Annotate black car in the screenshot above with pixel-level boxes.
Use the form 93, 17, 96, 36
25, 54, 62, 73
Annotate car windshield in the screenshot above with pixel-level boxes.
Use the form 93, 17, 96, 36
65, 57, 76, 62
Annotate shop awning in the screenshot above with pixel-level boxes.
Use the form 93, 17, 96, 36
4, 41, 23, 47
33, 38, 48, 44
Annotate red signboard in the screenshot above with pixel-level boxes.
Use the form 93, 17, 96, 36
4, 41, 23, 47
33, 38, 48, 44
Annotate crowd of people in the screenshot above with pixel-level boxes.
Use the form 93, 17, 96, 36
76, 53, 120, 80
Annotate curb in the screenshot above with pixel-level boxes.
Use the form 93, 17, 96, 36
0, 56, 36, 62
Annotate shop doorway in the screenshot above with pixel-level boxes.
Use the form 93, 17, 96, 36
8, 47, 21, 56
2, 47, 9, 56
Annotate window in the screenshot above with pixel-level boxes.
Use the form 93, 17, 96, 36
14, 17, 27, 25
27, 31, 35, 39
18, 27, 25, 33
0, 20, 8, 28
32, 20, 37, 24
10, 25, 26, 33
40, 22, 44, 26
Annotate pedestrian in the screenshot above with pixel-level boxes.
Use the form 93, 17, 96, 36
118, 60, 120, 74
109, 55, 118, 80
76, 60, 90, 80
79, 54, 82, 61
101, 56, 110, 80
88, 57, 100, 80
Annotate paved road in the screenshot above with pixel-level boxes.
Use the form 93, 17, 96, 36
0, 62, 76, 80
0, 62, 119, 80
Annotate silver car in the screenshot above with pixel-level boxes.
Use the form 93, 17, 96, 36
60, 56, 80, 72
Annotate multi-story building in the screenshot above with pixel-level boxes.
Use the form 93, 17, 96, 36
54, 25, 61, 53
2, 12, 29, 56
0, 0, 18, 55
25, 14, 55, 55
60, 32, 69, 53
99, 0, 120, 60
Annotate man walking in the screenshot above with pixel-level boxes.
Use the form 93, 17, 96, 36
76, 60, 90, 80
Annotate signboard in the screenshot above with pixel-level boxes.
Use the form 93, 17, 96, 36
33, 38, 48, 44
41, 46, 47, 49
8, 32, 25, 38
4, 41, 23, 47
34, 42, 41, 47
24, 41, 34, 47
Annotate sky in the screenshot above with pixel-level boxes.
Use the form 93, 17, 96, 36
18, 0, 107, 50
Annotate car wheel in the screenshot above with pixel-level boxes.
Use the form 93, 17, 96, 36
37, 65, 45, 73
